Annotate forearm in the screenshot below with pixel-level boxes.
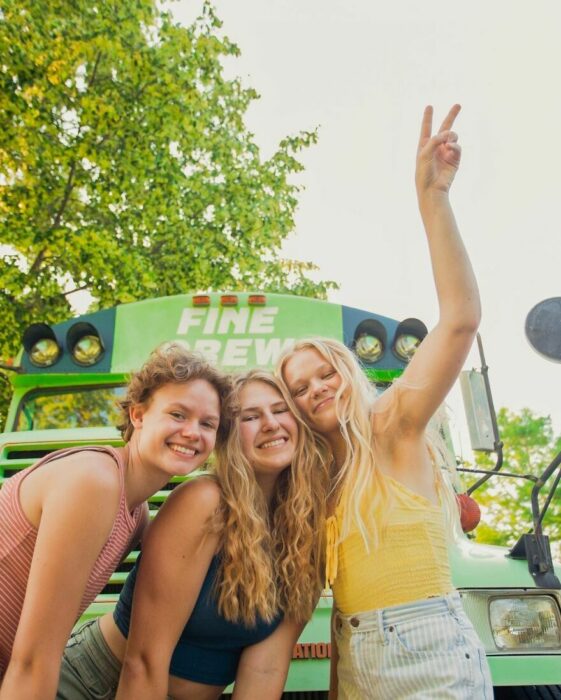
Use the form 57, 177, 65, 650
115, 657, 168, 700
418, 191, 480, 329
231, 665, 289, 700
0, 656, 61, 700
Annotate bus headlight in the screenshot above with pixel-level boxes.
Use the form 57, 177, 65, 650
489, 596, 561, 650
353, 319, 386, 364
392, 318, 428, 362
23, 324, 62, 367
355, 334, 384, 363
393, 334, 421, 361
67, 322, 104, 366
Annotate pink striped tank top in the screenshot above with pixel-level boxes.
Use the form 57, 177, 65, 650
0, 446, 148, 675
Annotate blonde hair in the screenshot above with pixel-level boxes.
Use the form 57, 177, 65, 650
277, 338, 460, 550
210, 370, 328, 626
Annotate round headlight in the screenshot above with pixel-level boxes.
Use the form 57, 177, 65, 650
72, 335, 103, 366
355, 334, 384, 363
29, 338, 61, 367
394, 334, 422, 361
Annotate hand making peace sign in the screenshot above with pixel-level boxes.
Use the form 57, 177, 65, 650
416, 104, 462, 196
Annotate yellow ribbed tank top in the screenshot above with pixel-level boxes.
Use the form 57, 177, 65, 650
326, 475, 454, 614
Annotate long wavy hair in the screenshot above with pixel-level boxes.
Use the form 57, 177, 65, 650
277, 338, 460, 550
210, 370, 328, 626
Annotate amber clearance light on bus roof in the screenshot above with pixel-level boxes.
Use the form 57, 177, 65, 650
248, 294, 267, 306
192, 295, 211, 306
220, 295, 238, 306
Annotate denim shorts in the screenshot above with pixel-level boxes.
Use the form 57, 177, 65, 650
333, 592, 493, 699
57, 619, 121, 700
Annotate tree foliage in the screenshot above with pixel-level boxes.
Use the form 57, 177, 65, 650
0, 0, 336, 425
469, 408, 561, 559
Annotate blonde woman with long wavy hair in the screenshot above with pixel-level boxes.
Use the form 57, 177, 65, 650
57, 369, 327, 700
278, 105, 493, 699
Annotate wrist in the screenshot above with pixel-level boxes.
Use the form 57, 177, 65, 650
417, 189, 451, 216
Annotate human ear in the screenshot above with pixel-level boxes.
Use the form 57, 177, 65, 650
129, 403, 145, 429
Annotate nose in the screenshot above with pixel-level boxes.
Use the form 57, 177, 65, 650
262, 411, 280, 432
181, 419, 201, 440
310, 378, 328, 398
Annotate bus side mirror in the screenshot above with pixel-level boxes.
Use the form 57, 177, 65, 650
460, 369, 495, 452
459, 333, 501, 455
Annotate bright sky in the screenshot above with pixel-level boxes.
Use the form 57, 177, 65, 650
173, 0, 561, 450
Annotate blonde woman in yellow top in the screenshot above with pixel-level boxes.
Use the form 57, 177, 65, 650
278, 105, 493, 699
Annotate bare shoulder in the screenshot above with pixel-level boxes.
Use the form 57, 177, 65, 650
59, 450, 120, 484
29, 448, 119, 495
144, 477, 222, 553
158, 476, 221, 520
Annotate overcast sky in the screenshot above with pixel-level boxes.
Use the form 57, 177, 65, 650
173, 0, 561, 452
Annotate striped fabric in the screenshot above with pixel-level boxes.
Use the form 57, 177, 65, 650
333, 593, 493, 699
0, 446, 148, 676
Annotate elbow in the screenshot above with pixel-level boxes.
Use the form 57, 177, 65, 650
457, 313, 481, 337
442, 304, 481, 338
239, 657, 289, 683
119, 654, 152, 684
4, 652, 60, 690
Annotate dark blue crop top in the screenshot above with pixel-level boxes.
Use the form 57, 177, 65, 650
113, 553, 283, 686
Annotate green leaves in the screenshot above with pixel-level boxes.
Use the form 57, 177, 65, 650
470, 408, 561, 559
0, 0, 336, 425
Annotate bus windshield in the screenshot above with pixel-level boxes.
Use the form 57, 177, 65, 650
15, 386, 126, 432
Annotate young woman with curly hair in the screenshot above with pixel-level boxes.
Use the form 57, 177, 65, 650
57, 369, 327, 700
278, 106, 493, 698
0, 344, 231, 700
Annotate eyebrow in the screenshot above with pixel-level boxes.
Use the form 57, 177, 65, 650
169, 403, 220, 422
241, 400, 288, 413
288, 363, 334, 387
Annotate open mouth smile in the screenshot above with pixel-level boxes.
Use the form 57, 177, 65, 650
259, 437, 288, 449
168, 444, 198, 457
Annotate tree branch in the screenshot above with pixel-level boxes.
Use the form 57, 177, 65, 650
61, 284, 91, 297
87, 51, 102, 89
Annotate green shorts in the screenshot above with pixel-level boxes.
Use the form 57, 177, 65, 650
57, 618, 120, 700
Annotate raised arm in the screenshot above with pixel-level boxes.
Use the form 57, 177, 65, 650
0, 455, 121, 700
115, 478, 220, 700
231, 619, 303, 700
378, 105, 480, 432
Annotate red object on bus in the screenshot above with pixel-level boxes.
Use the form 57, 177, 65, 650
456, 493, 481, 533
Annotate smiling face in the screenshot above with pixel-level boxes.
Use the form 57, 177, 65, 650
282, 347, 343, 438
238, 380, 298, 483
130, 379, 221, 477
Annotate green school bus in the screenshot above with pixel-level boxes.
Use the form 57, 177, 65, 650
1, 292, 560, 698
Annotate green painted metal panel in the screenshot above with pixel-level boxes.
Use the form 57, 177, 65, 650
450, 536, 538, 589
488, 654, 561, 686
112, 293, 343, 373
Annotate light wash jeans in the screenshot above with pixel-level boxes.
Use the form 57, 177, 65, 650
333, 592, 493, 699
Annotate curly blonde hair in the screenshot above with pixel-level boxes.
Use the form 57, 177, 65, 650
210, 370, 328, 626
277, 338, 459, 551
118, 343, 232, 446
